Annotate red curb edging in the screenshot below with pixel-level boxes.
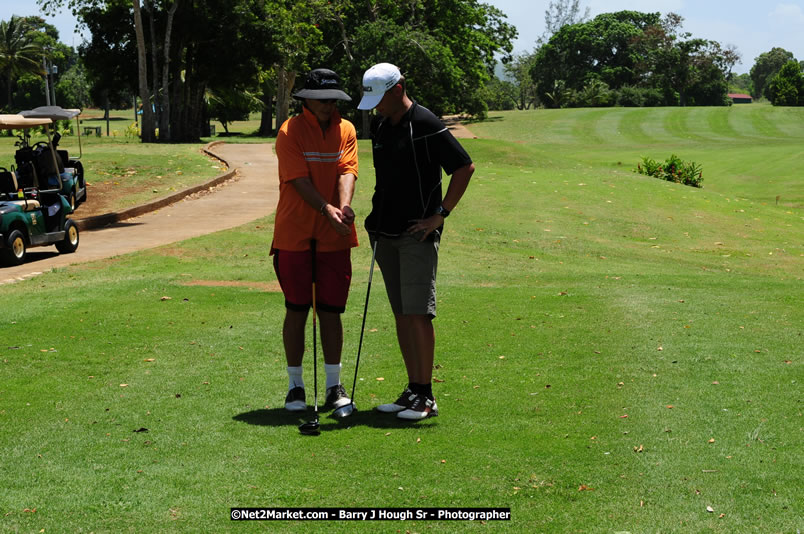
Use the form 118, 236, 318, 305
74, 141, 235, 231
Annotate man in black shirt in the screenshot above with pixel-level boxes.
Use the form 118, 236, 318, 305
357, 63, 475, 420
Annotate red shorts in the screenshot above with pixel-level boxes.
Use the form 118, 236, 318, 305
273, 248, 352, 313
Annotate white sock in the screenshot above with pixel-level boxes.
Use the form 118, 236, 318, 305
287, 366, 304, 391
324, 363, 341, 390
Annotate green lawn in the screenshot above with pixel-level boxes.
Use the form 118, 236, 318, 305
1, 104, 801, 533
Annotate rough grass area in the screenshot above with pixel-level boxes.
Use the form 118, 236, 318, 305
1, 105, 801, 533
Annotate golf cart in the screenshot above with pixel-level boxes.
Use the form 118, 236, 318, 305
0, 114, 79, 266
19, 106, 87, 210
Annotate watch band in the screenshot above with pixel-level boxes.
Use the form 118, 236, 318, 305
436, 205, 450, 218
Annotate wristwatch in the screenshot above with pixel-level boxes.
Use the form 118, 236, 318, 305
435, 205, 450, 218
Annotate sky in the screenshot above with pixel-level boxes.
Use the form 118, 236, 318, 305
2, 0, 803, 75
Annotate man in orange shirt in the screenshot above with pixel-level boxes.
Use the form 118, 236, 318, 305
272, 68, 358, 413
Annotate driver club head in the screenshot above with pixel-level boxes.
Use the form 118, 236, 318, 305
332, 402, 356, 419
298, 418, 320, 436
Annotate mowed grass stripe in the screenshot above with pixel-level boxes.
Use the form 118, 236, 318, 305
635, 107, 687, 146
569, 108, 607, 145
706, 107, 743, 140
748, 106, 787, 138
617, 107, 659, 146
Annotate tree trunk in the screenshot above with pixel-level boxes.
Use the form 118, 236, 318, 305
258, 75, 274, 136
133, 0, 156, 142
159, 0, 179, 141
144, 0, 160, 131
275, 66, 295, 134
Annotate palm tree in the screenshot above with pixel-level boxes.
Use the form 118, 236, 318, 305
0, 15, 44, 109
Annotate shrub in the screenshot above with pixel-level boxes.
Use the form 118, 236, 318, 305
635, 154, 703, 188
616, 86, 645, 107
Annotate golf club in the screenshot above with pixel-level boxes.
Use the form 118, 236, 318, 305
299, 239, 320, 436
333, 193, 384, 419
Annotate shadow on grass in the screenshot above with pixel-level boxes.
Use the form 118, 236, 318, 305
233, 407, 438, 432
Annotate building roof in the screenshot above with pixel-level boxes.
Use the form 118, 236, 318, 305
728, 93, 753, 99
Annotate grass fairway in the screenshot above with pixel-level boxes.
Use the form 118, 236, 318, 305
1, 105, 802, 532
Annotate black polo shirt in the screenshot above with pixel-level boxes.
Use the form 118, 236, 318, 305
365, 101, 472, 238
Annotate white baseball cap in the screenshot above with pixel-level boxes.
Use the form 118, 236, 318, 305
357, 63, 402, 110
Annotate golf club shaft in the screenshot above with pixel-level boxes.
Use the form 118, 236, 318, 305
348, 191, 384, 405
349, 239, 377, 403
311, 239, 318, 416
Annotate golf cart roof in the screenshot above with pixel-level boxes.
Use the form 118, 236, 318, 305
0, 114, 53, 130
20, 106, 81, 121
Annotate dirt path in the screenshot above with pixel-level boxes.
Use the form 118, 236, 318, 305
443, 116, 478, 139
1, 143, 279, 285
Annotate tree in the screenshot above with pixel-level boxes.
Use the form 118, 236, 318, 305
320, 0, 517, 125
482, 76, 516, 110
531, 11, 661, 107
207, 87, 261, 133
42, 0, 281, 142
539, 0, 589, 45
55, 62, 91, 108
0, 16, 44, 109
504, 51, 539, 109
132, 0, 156, 141
750, 47, 795, 100
766, 60, 804, 106
729, 73, 753, 96
77, 0, 138, 115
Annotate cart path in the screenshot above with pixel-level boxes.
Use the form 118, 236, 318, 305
1, 143, 278, 285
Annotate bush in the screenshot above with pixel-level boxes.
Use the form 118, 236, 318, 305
635, 154, 703, 188
767, 61, 804, 106
615, 86, 667, 107
616, 86, 644, 107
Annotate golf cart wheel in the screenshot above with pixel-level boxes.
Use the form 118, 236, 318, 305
2, 229, 27, 265
56, 220, 79, 254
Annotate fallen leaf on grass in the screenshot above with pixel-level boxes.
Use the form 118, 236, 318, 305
634, 445, 644, 453
578, 485, 595, 492
144, 358, 155, 362
120, 384, 129, 388
619, 414, 629, 419
161, 296, 172, 301
708, 438, 716, 444
376, 377, 384, 381
706, 506, 714, 513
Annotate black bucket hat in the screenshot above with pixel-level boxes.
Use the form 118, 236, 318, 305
293, 69, 352, 101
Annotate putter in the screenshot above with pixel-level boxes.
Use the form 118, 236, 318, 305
299, 239, 321, 436
333, 193, 384, 419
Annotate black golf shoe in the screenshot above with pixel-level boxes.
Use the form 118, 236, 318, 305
397, 394, 438, 420
376, 388, 416, 413
284, 386, 306, 411
324, 384, 351, 410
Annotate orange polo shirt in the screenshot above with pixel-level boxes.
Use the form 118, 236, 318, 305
272, 106, 359, 252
